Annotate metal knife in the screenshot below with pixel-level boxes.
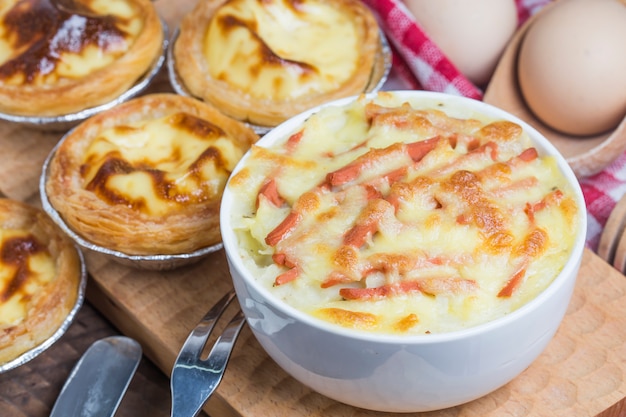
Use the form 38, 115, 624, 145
49, 336, 142, 417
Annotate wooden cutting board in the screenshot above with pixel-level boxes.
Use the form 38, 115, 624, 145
85, 247, 626, 417
3, 121, 626, 417
1, 2, 626, 416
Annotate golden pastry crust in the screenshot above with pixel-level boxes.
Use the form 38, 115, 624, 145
0, 0, 164, 117
45, 93, 259, 255
0, 198, 82, 365
173, 0, 380, 128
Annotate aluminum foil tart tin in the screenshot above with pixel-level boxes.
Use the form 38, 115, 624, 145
40, 140, 223, 271
0, 20, 169, 132
0, 248, 87, 374
167, 26, 392, 135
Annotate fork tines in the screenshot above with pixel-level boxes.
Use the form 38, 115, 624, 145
170, 288, 246, 417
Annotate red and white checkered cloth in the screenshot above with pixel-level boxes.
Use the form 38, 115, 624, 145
362, 0, 622, 251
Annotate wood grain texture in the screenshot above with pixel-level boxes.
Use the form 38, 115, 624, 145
83, 246, 626, 417
0, 303, 173, 417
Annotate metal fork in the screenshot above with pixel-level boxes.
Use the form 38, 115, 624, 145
170, 289, 246, 417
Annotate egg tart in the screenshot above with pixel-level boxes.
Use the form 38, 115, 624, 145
44, 93, 259, 257
172, 0, 381, 128
0, 0, 164, 118
0, 198, 84, 370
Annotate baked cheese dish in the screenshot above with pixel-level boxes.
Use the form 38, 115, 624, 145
45, 93, 259, 255
173, 0, 380, 127
0, 198, 82, 366
0, 0, 163, 117
228, 93, 580, 334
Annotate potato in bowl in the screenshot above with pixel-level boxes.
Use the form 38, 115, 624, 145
220, 91, 587, 412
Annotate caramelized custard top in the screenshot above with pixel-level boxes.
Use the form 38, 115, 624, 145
1, 234, 46, 302
0, 0, 137, 85
204, 0, 364, 100
78, 112, 246, 216
0, 229, 56, 326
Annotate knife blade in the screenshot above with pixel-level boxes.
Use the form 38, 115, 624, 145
49, 336, 142, 417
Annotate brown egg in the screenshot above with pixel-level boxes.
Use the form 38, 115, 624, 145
517, 0, 626, 137
404, 0, 518, 87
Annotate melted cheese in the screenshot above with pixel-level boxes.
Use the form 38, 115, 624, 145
0, 229, 56, 327
0, 0, 143, 85
205, 0, 361, 100
229, 95, 580, 335
81, 112, 245, 217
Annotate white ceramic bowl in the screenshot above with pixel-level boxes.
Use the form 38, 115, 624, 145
220, 91, 587, 412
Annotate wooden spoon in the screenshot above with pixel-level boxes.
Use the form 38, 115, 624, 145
598, 193, 626, 267
611, 223, 626, 274
483, 1, 626, 179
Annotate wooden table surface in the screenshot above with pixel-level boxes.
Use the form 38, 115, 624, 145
3, 1, 626, 417
0, 303, 176, 417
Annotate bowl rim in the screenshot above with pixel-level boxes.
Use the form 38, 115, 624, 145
221, 90, 588, 345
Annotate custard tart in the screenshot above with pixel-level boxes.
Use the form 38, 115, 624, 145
0, 0, 164, 118
44, 93, 259, 257
172, 0, 381, 128
0, 198, 84, 370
